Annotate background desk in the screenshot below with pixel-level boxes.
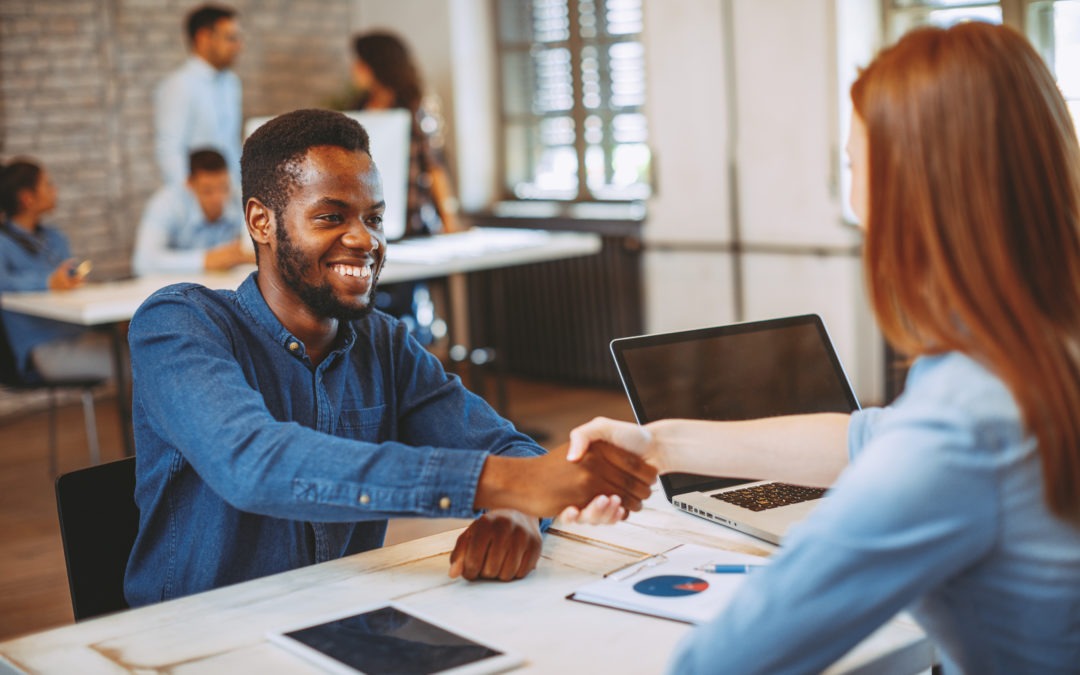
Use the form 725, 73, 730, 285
0, 489, 932, 674
0, 228, 601, 455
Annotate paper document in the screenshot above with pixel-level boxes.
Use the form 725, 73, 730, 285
568, 543, 769, 624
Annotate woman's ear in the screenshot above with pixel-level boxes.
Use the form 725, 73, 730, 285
246, 198, 274, 247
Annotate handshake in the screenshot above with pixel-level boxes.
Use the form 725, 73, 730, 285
475, 417, 659, 524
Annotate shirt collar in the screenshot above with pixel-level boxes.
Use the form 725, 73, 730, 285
234, 272, 358, 360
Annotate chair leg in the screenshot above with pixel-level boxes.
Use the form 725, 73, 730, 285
48, 388, 58, 477
81, 388, 100, 465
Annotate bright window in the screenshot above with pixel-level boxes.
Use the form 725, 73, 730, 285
838, 1, 1080, 224
495, 0, 651, 202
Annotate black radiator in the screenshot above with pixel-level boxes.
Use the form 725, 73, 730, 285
466, 221, 644, 388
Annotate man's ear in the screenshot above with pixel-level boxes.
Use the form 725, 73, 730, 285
246, 198, 274, 247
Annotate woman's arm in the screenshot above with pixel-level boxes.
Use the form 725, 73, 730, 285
569, 413, 851, 487
648, 413, 851, 487
560, 414, 851, 523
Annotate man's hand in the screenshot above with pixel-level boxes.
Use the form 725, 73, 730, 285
203, 239, 256, 271
474, 443, 657, 517
448, 509, 542, 581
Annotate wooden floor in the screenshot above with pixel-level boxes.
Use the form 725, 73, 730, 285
0, 375, 633, 642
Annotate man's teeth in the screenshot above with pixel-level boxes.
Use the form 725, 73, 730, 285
332, 264, 371, 279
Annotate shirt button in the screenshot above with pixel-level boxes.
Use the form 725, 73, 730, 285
438, 496, 451, 510
358, 494, 371, 505
288, 341, 300, 352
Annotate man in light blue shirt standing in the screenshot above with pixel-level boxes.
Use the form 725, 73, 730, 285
133, 149, 253, 276
155, 4, 243, 187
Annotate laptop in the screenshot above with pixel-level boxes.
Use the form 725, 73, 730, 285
610, 314, 860, 545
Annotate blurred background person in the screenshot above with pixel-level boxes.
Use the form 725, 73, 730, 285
132, 149, 252, 276
350, 31, 459, 237
349, 31, 461, 345
0, 159, 112, 382
155, 3, 243, 188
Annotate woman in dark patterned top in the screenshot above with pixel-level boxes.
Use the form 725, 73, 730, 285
350, 31, 460, 237
348, 31, 461, 344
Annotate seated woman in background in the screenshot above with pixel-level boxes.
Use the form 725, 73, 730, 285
0, 159, 112, 383
349, 31, 460, 344
565, 22, 1080, 674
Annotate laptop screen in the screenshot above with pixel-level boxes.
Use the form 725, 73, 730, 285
610, 314, 859, 496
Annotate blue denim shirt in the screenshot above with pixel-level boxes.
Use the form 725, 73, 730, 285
124, 273, 546, 607
669, 352, 1080, 674
0, 220, 84, 379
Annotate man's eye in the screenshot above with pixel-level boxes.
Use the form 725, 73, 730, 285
367, 215, 384, 228
318, 214, 344, 224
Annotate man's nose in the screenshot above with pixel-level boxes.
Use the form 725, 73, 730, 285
341, 221, 379, 250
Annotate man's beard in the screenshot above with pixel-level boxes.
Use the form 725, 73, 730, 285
276, 221, 380, 321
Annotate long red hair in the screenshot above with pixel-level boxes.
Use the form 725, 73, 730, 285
852, 22, 1080, 521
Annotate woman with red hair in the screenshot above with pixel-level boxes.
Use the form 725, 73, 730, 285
566, 22, 1080, 673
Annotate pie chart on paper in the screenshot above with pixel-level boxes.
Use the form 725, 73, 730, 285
632, 575, 710, 597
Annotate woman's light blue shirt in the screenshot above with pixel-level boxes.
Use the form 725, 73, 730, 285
669, 352, 1080, 674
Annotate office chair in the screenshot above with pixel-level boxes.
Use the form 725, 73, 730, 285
55, 456, 138, 621
0, 316, 103, 475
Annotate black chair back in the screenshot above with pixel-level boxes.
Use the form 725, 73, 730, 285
55, 456, 138, 620
0, 312, 25, 386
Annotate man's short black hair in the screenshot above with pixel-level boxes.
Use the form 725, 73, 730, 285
186, 4, 236, 44
189, 148, 228, 177
241, 109, 371, 222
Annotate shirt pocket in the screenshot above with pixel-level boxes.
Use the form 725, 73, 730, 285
336, 403, 388, 442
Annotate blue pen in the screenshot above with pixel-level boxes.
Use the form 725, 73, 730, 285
695, 563, 763, 574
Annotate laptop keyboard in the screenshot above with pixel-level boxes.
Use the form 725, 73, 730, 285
710, 483, 827, 512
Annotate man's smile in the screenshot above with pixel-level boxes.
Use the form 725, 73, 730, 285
330, 262, 372, 279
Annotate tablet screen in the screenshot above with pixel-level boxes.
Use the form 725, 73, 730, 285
273, 605, 515, 675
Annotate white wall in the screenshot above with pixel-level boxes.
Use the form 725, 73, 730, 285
641, 0, 882, 402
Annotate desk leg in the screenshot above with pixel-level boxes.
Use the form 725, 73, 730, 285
109, 323, 135, 457
488, 269, 509, 416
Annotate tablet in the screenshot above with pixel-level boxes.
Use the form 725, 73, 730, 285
267, 603, 524, 675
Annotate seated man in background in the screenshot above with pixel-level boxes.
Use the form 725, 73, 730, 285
123, 108, 655, 607
0, 158, 112, 382
132, 149, 253, 276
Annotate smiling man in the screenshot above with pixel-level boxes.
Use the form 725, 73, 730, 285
123, 109, 656, 607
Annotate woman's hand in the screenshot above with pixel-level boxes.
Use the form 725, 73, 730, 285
557, 417, 662, 525
567, 417, 660, 467
557, 493, 628, 525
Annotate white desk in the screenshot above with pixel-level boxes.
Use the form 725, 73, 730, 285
0, 228, 601, 455
0, 228, 601, 326
0, 488, 932, 674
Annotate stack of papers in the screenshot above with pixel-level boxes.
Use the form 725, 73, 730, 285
568, 543, 769, 624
